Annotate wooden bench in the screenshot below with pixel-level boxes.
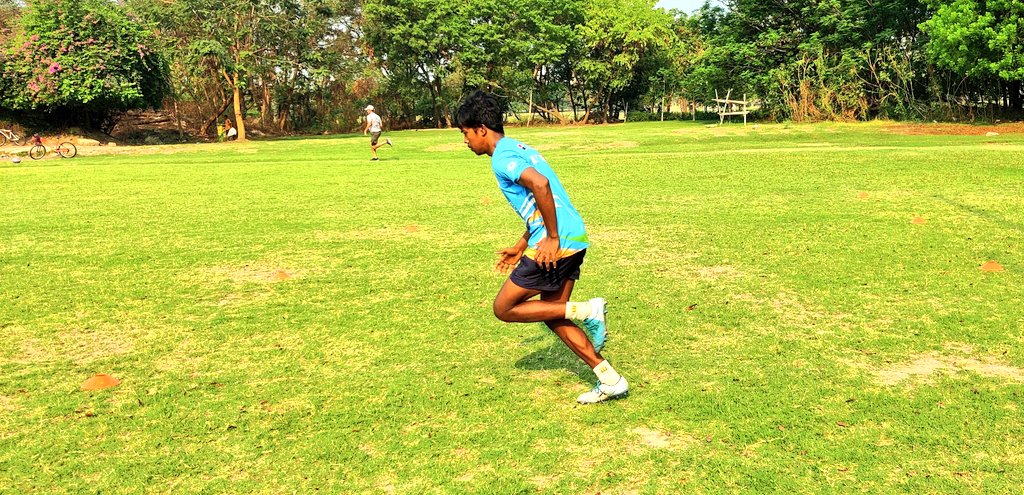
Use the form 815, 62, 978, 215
713, 89, 750, 125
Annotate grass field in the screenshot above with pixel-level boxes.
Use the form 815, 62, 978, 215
2, 121, 1023, 493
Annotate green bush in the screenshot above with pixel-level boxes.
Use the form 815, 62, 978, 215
1, 0, 169, 127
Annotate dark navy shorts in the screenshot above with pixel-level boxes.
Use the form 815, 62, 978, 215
510, 250, 586, 292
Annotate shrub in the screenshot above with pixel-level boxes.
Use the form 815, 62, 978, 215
1, 0, 169, 129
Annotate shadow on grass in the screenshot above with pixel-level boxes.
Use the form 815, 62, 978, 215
514, 328, 593, 382
932, 194, 1024, 232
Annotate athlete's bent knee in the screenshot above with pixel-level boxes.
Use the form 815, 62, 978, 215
492, 300, 515, 322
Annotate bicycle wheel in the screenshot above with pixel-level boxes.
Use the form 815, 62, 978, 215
29, 144, 46, 160
12, 134, 25, 146
57, 142, 77, 158
0, 134, 6, 146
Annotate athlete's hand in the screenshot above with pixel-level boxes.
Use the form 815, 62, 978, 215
534, 236, 560, 271
495, 247, 524, 274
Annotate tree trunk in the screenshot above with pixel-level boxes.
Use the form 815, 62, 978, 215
277, 105, 290, 132
201, 92, 232, 136
221, 68, 246, 140
527, 89, 534, 127
232, 75, 246, 141
439, 78, 452, 128
567, 85, 578, 122
428, 81, 442, 129
260, 82, 272, 126
172, 91, 184, 140
1010, 80, 1022, 111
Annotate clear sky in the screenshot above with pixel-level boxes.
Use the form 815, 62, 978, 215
655, 0, 722, 13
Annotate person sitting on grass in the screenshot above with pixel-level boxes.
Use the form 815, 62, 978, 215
222, 118, 238, 141
456, 90, 629, 404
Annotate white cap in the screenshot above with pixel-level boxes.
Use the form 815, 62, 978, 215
364, 105, 374, 111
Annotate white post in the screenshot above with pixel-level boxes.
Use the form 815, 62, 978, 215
661, 81, 666, 122
527, 89, 534, 127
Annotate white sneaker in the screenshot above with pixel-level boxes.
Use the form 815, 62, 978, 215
576, 377, 629, 404
385, 138, 393, 146
581, 297, 607, 353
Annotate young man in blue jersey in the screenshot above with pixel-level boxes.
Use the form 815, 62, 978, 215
457, 90, 628, 404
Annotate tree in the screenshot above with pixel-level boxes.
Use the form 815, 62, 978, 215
457, 0, 584, 124
363, 0, 470, 127
260, 0, 365, 133
921, 0, 1024, 110
1, 0, 169, 129
684, 0, 933, 120
133, 0, 293, 140
573, 0, 674, 122
0, 0, 18, 109
0, 0, 19, 45
645, 10, 707, 119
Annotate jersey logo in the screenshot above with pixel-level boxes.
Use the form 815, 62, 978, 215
517, 144, 527, 150
507, 161, 517, 172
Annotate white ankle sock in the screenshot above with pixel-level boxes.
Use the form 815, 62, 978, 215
565, 301, 593, 320
593, 360, 621, 386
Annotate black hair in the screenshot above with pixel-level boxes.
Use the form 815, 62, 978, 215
457, 90, 504, 134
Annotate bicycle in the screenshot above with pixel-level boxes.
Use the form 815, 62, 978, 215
0, 128, 26, 146
29, 135, 77, 160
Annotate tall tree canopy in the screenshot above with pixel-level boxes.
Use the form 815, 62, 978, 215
3, 0, 1022, 133
921, 0, 1024, 109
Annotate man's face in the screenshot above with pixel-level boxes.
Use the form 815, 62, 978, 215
460, 126, 487, 155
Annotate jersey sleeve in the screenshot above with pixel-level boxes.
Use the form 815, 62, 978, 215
492, 149, 530, 183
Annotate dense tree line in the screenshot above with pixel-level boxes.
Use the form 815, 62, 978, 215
0, 0, 1021, 138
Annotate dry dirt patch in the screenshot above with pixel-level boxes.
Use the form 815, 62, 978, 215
874, 352, 1024, 386
696, 265, 743, 280
634, 427, 674, 449
770, 291, 832, 327
530, 475, 558, 490
212, 265, 301, 284
631, 427, 696, 451
0, 395, 19, 414
55, 326, 134, 363
883, 122, 1024, 136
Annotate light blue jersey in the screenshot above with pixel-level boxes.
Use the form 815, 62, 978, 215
491, 137, 589, 259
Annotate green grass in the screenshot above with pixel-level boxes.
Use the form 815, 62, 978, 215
2, 121, 1023, 493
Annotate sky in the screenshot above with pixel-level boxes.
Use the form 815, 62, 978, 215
655, 0, 722, 13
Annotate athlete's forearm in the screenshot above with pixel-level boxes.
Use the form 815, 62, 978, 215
513, 230, 529, 252
532, 185, 559, 239
518, 167, 559, 239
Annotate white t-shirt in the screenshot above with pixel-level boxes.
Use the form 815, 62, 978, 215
367, 112, 382, 133
226, 127, 237, 137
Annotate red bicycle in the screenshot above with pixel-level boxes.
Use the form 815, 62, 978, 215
29, 134, 77, 160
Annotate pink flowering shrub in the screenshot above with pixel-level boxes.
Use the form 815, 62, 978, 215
1, 0, 169, 115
